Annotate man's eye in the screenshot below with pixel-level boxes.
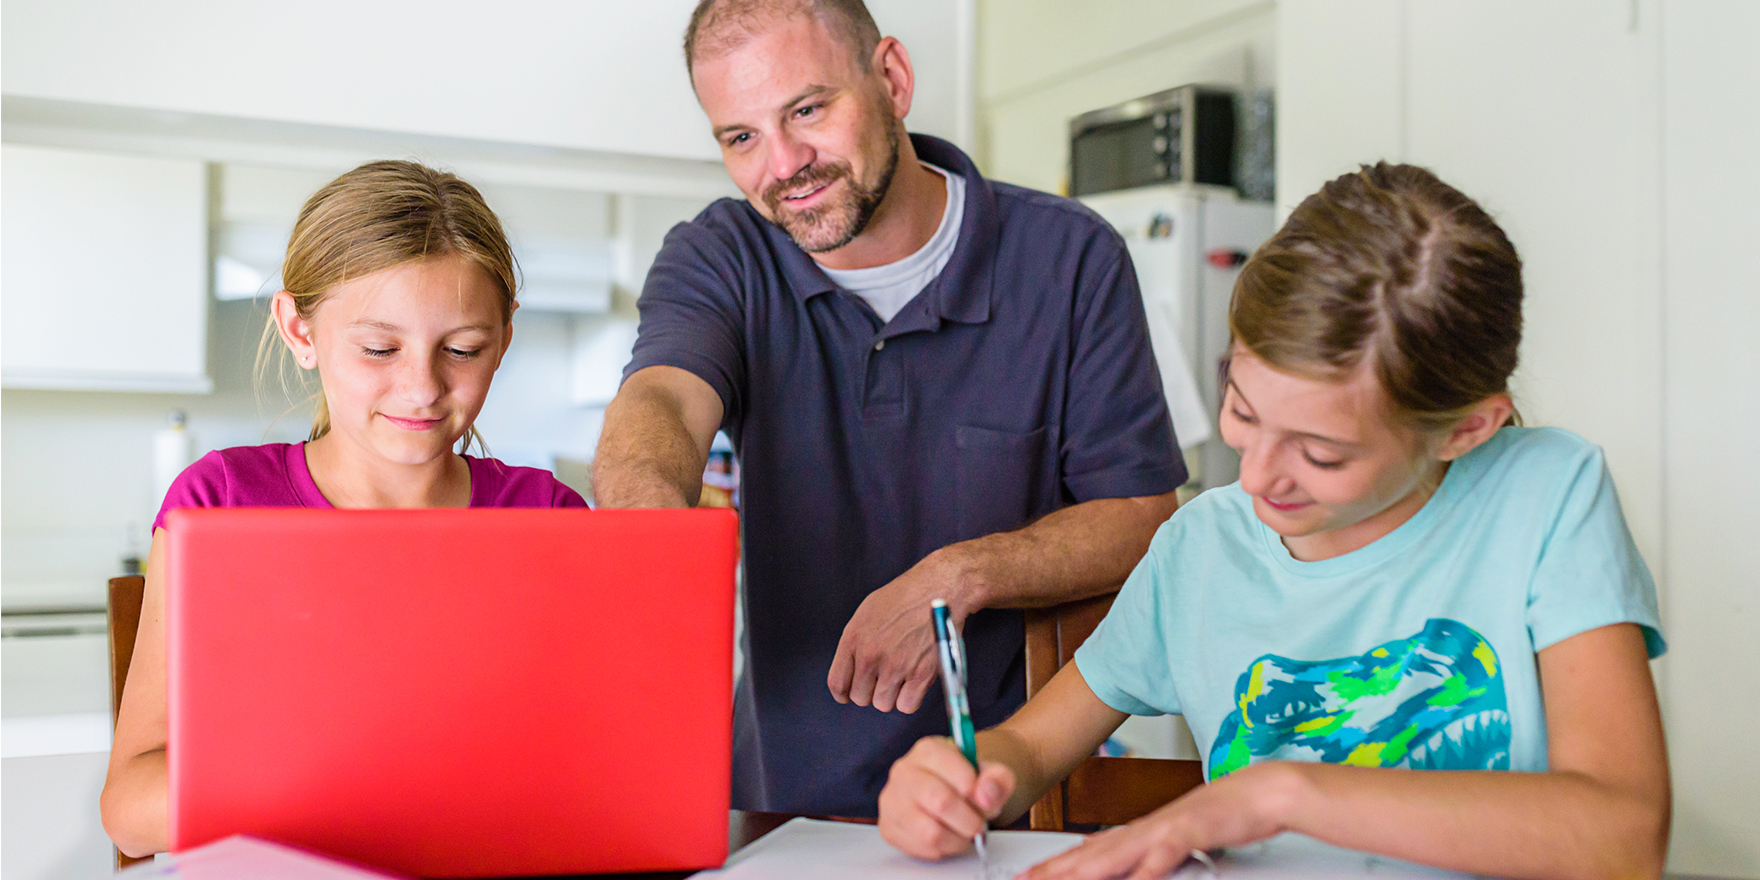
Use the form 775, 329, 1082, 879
727, 132, 752, 147
795, 104, 819, 118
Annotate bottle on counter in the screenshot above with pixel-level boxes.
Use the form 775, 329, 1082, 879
152, 410, 197, 508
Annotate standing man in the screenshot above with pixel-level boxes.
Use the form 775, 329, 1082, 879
594, 0, 1185, 816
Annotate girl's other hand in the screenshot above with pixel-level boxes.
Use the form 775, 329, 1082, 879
1019, 761, 1301, 880
878, 736, 1017, 860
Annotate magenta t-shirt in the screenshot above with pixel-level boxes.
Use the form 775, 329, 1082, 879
153, 443, 586, 531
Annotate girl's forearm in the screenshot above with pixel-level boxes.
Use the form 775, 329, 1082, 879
978, 725, 1086, 827
1280, 762, 1669, 880
99, 748, 170, 858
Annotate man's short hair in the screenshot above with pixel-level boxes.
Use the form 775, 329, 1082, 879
683, 0, 883, 80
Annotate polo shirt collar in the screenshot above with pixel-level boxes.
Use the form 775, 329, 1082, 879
767, 134, 996, 328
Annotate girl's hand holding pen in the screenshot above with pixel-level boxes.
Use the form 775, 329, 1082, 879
878, 737, 1016, 860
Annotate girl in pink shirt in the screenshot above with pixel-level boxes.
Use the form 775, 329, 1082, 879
102, 160, 584, 857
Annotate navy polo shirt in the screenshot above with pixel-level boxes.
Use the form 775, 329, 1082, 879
624, 135, 1185, 816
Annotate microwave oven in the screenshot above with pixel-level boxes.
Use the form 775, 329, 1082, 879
1068, 85, 1236, 197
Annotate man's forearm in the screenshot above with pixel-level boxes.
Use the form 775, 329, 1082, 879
942, 492, 1178, 615
592, 383, 709, 508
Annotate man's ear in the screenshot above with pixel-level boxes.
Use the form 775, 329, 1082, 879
272, 290, 318, 370
1435, 393, 1516, 462
871, 36, 914, 121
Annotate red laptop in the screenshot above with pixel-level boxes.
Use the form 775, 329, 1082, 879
164, 507, 739, 878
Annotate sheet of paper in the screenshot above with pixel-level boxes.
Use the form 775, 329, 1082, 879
1171, 834, 1490, 880
691, 818, 1084, 880
117, 835, 408, 879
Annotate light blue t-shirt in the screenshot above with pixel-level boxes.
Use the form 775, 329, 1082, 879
1074, 426, 1665, 781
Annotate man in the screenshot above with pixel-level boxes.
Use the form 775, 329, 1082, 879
593, 0, 1185, 816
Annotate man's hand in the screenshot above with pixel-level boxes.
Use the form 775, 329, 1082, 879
827, 548, 981, 714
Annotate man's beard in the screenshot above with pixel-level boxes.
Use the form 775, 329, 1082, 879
761, 119, 901, 254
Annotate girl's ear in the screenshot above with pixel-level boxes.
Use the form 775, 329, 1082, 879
495, 300, 518, 364
1435, 393, 1515, 462
272, 290, 318, 370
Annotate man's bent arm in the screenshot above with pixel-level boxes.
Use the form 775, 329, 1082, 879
829, 489, 1179, 713
946, 491, 1179, 613
593, 366, 725, 508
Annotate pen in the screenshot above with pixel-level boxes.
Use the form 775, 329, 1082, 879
931, 598, 989, 875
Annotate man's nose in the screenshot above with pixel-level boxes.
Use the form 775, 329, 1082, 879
768, 130, 814, 183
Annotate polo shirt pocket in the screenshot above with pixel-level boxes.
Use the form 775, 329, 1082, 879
954, 424, 1047, 541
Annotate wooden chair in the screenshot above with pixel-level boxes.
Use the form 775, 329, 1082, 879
108, 575, 152, 869
1021, 592, 1205, 831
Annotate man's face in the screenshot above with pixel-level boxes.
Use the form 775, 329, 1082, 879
692, 14, 902, 253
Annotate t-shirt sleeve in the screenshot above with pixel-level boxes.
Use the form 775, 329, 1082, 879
552, 481, 589, 508
623, 219, 748, 427
1072, 529, 1183, 716
1526, 442, 1667, 658
152, 450, 229, 532
1059, 235, 1187, 501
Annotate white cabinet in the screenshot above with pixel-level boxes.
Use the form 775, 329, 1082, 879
2, 144, 211, 392
0, 0, 972, 162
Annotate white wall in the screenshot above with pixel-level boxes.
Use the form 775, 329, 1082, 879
1659, 1, 1760, 870
1278, 1, 1760, 874
975, 0, 1274, 191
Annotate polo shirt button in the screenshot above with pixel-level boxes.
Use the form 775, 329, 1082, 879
874, 340, 885, 351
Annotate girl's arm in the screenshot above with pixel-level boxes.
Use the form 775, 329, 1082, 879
877, 662, 1128, 859
99, 528, 172, 857
1024, 622, 1671, 880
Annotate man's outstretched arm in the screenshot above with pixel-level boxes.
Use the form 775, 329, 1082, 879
592, 366, 725, 508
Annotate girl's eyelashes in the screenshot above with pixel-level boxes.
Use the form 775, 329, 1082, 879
355, 343, 484, 359
1228, 407, 1257, 425
1302, 450, 1347, 470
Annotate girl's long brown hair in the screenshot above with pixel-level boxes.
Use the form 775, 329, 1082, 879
1230, 162, 1523, 432
258, 160, 517, 446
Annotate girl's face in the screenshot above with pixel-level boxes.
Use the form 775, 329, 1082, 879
1218, 344, 1443, 562
275, 255, 512, 468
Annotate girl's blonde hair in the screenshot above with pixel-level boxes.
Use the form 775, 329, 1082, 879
1229, 162, 1523, 433
259, 160, 517, 447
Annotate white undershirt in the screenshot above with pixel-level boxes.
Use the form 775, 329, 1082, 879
820, 162, 966, 325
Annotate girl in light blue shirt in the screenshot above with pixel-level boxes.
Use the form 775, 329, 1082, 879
878, 163, 1668, 879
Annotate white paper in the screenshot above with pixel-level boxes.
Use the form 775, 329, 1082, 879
691, 818, 1083, 880
1171, 834, 1489, 880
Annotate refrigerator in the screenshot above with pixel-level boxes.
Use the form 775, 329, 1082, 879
1081, 183, 1275, 493
1079, 183, 1275, 760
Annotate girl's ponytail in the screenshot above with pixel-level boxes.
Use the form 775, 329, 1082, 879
1230, 162, 1523, 432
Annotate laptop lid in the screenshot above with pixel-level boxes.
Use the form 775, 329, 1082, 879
166, 507, 738, 878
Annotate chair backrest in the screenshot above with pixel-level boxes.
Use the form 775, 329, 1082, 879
1021, 593, 1204, 830
107, 575, 151, 869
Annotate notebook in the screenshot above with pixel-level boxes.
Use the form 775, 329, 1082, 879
165, 507, 738, 878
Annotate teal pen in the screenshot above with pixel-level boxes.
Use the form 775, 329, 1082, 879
931, 599, 990, 874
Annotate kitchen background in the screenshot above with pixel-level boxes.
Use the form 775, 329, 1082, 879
3, 0, 1756, 878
